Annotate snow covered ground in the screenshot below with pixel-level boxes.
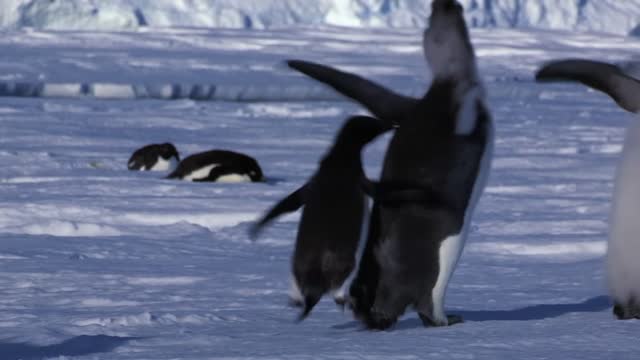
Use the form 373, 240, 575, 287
1, 25, 640, 359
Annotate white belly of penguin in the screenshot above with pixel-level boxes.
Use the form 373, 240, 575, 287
150, 156, 178, 172
183, 164, 219, 181
431, 118, 494, 318
215, 173, 252, 183
608, 119, 640, 301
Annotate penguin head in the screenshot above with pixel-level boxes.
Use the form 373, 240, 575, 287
334, 116, 393, 150
423, 0, 477, 83
127, 142, 180, 171
158, 143, 180, 161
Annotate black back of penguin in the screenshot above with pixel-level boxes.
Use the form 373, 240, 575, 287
167, 149, 263, 182
250, 115, 392, 319
347, 0, 492, 330
293, 115, 392, 318
128, 143, 180, 171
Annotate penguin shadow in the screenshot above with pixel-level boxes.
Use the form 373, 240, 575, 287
0, 335, 139, 360
332, 296, 610, 331
452, 295, 610, 323
260, 176, 287, 185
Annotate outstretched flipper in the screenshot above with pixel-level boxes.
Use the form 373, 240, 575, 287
249, 185, 307, 240
287, 60, 418, 124
536, 59, 640, 113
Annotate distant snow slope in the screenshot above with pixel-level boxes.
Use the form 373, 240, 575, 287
2, 0, 640, 36
0, 27, 637, 103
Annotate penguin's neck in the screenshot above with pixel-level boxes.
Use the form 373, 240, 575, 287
410, 79, 458, 129
321, 145, 363, 171
410, 76, 482, 134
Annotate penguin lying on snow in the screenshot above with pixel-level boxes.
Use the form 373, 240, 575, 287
288, 0, 494, 330
536, 59, 640, 320
128, 143, 180, 171
250, 115, 393, 319
167, 150, 263, 183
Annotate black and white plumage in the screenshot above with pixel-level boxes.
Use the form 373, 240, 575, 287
127, 143, 180, 172
288, 0, 493, 330
537, 59, 640, 320
250, 115, 393, 320
167, 150, 263, 183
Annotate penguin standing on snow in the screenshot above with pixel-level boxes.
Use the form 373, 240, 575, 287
287, 0, 494, 330
536, 59, 640, 320
128, 143, 180, 171
167, 150, 263, 183
250, 115, 393, 319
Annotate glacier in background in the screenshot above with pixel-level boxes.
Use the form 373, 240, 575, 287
1, 0, 639, 36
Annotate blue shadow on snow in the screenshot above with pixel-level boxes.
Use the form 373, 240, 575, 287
455, 295, 611, 322
0, 335, 136, 360
334, 296, 611, 331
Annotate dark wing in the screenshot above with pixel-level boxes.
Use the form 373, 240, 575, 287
287, 60, 418, 124
536, 59, 640, 113
248, 184, 307, 240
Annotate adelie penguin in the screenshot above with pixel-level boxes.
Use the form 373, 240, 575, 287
128, 143, 180, 172
250, 115, 393, 320
167, 150, 263, 183
288, 0, 493, 330
536, 59, 640, 320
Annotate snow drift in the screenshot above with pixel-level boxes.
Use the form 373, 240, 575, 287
1, 0, 640, 36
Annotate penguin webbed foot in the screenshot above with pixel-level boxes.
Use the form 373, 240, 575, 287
334, 296, 347, 311
288, 297, 304, 308
348, 285, 374, 322
419, 313, 464, 327
366, 310, 398, 331
613, 301, 640, 320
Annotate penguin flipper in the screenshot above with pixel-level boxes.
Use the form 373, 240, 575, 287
287, 59, 418, 124
536, 59, 640, 113
192, 164, 253, 183
249, 185, 307, 240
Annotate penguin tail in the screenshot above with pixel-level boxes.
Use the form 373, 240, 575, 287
296, 292, 323, 322
365, 310, 398, 331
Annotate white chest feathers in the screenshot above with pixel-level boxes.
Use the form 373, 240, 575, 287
455, 85, 484, 136
214, 173, 252, 183
149, 156, 179, 172
182, 164, 219, 181
180, 164, 252, 183
608, 117, 640, 301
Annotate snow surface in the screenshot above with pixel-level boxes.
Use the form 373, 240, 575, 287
2, 0, 640, 36
1, 25, 640, 359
